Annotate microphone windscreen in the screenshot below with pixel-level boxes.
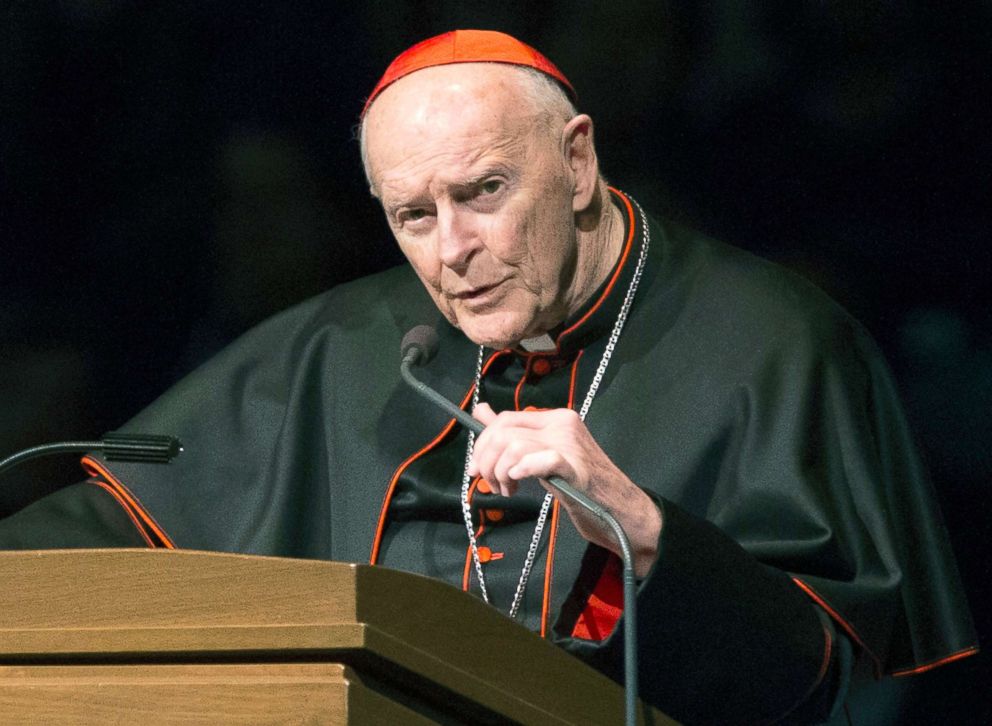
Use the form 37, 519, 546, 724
400, 325, 440, 365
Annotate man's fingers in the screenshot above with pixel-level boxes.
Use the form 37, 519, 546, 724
468, 407, 586, 494
491, 439, 536, 489
508, 449, 573, 484
473, 435, 534, 488
470, 420, 541, 479
474, 407, 568, 431
472, 402, 498, 425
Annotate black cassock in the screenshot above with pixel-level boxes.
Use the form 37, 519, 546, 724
1, 190, 976, 723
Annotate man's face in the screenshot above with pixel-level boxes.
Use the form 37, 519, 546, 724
363, 64, 578, 349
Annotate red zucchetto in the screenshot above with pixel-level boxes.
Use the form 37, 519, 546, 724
362, 29, 576, 117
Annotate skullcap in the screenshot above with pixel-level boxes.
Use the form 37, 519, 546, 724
362, 29, 575, 117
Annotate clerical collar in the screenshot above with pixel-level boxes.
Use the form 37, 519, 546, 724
519, 333, 557, 352
514, 187, 642, 358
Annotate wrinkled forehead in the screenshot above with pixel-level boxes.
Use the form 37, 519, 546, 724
363, 64, 544, 183
365, 63, 537, 134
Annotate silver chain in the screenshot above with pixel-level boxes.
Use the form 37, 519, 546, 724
460, 193, 650, 620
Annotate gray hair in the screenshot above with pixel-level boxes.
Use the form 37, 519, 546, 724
358, 64, 578, 194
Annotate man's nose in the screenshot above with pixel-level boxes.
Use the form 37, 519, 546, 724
436, 205, 480, 271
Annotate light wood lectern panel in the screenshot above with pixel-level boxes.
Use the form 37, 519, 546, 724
0, 550, 675, 724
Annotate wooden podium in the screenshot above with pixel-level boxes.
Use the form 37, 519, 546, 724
0, 550, 675, 724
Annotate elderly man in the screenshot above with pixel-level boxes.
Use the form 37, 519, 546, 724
0, 30, 977, 724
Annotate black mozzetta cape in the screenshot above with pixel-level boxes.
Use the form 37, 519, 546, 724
0, 191, 977, 723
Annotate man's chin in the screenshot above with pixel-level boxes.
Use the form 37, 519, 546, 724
454, 311, 531, 350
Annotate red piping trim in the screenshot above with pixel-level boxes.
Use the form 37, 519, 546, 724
81, 456, 176, 548
816, 621, 834, 686
464, 518, 488, 591
540, 501, 560, 638
540, 350, 583, 638
462, 536, 473, 590
370, 421, 460, 565
792, 576, 882, 676
557, 188, 636, 343
891, 646, 979, 677
513, 355, 532, 410
567, 349, 585, 399
793, 577, 980, 680
87, 478, 156, 548
370, 348, 509, 564
773, 620, 835, 725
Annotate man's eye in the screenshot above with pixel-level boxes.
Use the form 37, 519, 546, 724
479, 179, 502, 195
399, 208, 429, 224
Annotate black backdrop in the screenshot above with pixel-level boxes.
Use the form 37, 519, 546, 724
2, 3, 989, 721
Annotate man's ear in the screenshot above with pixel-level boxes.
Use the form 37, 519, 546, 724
562, 114, 599, 214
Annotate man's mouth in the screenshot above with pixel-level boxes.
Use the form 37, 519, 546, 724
452, 280, 506, 302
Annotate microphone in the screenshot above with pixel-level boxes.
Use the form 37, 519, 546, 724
399, 325, 479, 429
400, 324, 439, 367
399, 326, 641, 726
0, 433, 183, 477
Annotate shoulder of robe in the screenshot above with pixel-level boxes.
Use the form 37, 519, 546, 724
0, 482, 149, 549
123, 262, 436, 429
652, 217, 875, 365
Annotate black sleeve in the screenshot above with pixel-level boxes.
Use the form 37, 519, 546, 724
0, 481, 151, 549
555, 497, 849, 724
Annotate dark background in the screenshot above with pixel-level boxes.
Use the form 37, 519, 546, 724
2, 3, 989, 722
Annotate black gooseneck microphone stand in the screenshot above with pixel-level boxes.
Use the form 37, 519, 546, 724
0, 433, 182, 477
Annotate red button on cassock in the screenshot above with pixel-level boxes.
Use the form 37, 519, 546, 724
532, 358, 552, 376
